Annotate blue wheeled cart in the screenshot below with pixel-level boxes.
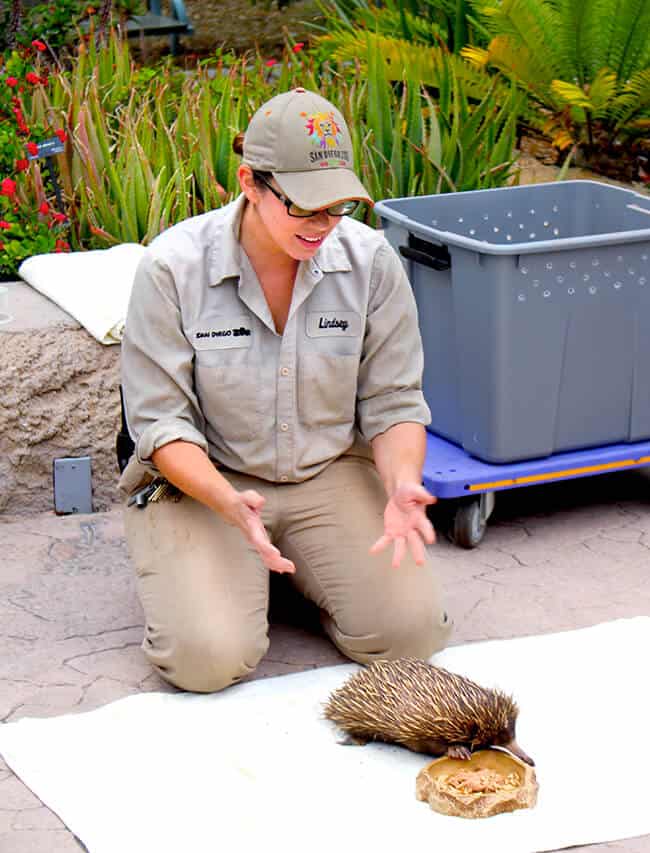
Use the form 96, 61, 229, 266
422, 431, 650, 548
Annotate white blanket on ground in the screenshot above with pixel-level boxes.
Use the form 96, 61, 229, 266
18, 244, 146, 345
0, 618, 648, 853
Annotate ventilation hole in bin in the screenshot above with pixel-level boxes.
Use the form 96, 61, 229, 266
546, 262, 553, 270
432, 219, 438, 226
532, 279, 540, 287
544, 221, 550, 227
507, 211, 513, 218
628, 268, 636, 275
604, 270, 611, 278
552, 205, 559, 213
589, 285, 598, 294
469, 229, 476, 235
640, 277, 647, 285
614, 281, 622, 289
553, 228, 560, 236
543, 290, 551, 298
583, 273, 590, 281
568, 287, 575, 294
529, 209, 536, 215
617, 255, 624, 262
592, 258, 600, 267
518, 293, 526, 302
520, 266, 529, 275
529, 233, 536, 239
556, 275, 564, 284
642, 254, 648, 261
569, 261, 577, 269
507, 235, 512, 241
519, 224, 525, 230
483, 214, 489, 221
458, 217, 464, 223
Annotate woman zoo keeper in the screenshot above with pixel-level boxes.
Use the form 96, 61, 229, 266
119, 88, 452, 693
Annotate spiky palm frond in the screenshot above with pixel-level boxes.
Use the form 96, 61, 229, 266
609, 67, 650, 128
551, 67, 619, 119
318, 29, 503, 101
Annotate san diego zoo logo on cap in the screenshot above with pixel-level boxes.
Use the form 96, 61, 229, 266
304, 111, 350, 167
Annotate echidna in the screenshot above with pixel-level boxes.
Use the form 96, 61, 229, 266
323, 658, 534, 766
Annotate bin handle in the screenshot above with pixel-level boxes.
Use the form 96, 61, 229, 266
398, 235, 451, 271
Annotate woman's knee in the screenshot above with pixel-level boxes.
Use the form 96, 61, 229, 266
146, 626, 270, 693
327, 595, 452, 664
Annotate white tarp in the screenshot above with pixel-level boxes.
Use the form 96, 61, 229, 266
19, 244, 145, 345
1, 617, 648, 853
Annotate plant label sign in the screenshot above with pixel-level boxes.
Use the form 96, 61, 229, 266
26, 137, 65, 161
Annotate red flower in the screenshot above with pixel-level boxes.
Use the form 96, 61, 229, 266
32, 39, 47, 52
292, 42, 305, 53
55, 129, 67, 143
52, 212, 68, 223
27, 142, 40, 156
0, 242, 4, 251
15, 158, 29, 172
0, 221, 11, 230
39, 201, 50, 215
25, 72, 41, 85
0, 179, 17, 197
264, 59, 278, 67
6, 77, 18, 87
54, 239, 70, 253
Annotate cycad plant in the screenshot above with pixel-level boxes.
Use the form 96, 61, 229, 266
315, 0, 486, 54
314, 0, 496, 97
462, 0, 650, 178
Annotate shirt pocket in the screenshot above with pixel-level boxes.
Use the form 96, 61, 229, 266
194, 363, 270, 443
297, 352, 359, 429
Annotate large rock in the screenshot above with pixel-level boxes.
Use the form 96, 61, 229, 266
0, 282, 121, 515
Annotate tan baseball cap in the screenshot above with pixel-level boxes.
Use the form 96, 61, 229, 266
242, 88, 373, 211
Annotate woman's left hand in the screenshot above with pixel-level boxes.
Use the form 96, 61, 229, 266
370, 483, 437, 569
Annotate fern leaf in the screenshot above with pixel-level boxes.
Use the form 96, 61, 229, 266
551, 79, 593, 109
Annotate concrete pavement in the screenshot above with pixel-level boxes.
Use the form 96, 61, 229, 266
1, 468, 650, 852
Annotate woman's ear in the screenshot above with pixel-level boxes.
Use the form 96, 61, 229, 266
238, 165, 261, 205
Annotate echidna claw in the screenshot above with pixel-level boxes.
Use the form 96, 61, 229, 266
338, 734, 368, 747
447, 744, 472, 760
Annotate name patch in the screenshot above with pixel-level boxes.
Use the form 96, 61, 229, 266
192, 316, 253, 350
306, 311, 361, 338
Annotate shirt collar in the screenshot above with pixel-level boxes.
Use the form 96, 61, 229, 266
208, 194, 247, 287
312, 227, 352, 274
207, 194, 353, 285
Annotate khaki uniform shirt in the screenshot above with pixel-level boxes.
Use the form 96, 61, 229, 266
121, 194, 431, 483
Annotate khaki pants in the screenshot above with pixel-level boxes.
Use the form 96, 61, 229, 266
121, 455, 452, 693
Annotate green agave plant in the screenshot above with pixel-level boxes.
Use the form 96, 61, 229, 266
19, 29, 523, 247
462, 0, 650, 175
338, 38, 523, 199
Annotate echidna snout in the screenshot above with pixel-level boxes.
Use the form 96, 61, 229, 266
323, 658, 535, 767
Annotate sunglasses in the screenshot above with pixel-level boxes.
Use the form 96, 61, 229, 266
257, 175, 360, 218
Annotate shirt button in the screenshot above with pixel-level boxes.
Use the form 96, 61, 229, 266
280, 422, 289, 432
280, 367, 290, 376
280, 475, 289, 482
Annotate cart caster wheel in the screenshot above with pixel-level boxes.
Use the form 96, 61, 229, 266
451, 493, 495, 549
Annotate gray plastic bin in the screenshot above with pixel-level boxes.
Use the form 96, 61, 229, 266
375, 180, 650, 463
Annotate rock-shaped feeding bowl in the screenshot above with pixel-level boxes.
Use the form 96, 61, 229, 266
416, 749, 538, 819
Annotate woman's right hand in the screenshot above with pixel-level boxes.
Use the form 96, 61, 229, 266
225, 489, 295, 574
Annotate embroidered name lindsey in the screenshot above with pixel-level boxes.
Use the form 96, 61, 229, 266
319, 316, 349, 331
196, 327, 251, 339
